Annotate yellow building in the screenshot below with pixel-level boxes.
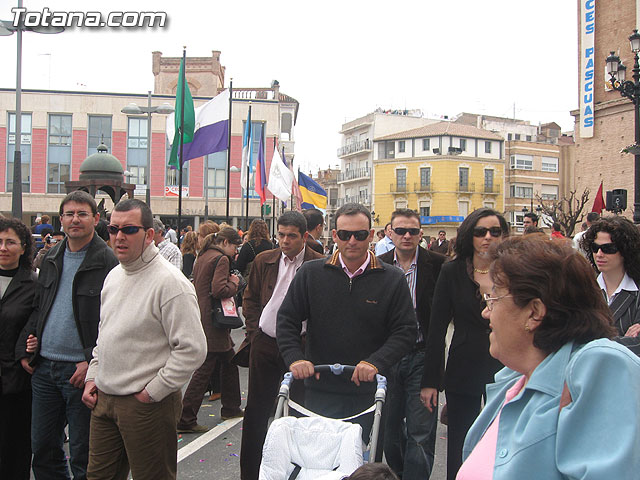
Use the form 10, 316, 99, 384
373, 122, 504, 238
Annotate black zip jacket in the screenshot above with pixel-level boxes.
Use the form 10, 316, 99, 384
16, 234, 118, 365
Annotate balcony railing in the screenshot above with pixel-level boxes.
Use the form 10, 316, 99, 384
337, 167, 371, 182
414, 182, 432, 193
483, 184, 501, 195
390, 183, 409, 194
457, 182, 475, 193
337, 139, 372, 157
337, 194, 371, 206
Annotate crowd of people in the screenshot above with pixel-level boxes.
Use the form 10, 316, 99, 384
2, 197, 640, 480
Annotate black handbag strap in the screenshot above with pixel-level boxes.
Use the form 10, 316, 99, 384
289, 463, 302, 480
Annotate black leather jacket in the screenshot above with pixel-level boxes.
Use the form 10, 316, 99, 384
16, 234, 118, 365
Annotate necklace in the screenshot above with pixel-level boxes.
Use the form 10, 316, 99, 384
473, 267, 489, 274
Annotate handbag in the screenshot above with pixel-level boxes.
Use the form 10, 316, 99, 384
209, 254, 244, 330
211, 295, 244, 329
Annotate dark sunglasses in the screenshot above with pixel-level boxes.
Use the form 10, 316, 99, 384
473, 226, 503, 238
107, 225, 147, 235
336, 230, 370, 241
590, 242, 619, 255
393, 227, 421, 236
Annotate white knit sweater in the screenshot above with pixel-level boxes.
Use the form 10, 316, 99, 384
86, 242, 207, 401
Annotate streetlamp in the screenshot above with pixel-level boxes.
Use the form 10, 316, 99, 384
605, 29, 640, 223
121, 92, 174, 206
0, 3, 64, 219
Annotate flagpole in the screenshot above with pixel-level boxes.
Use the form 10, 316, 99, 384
225, 79, 233, 224
245, 103, 252, 231
177, 47, 187, 244
272, 136, 276, 237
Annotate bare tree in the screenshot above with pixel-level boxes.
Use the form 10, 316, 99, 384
535, 189, 590, 237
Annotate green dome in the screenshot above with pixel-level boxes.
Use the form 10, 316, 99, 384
79, 143, 124, 180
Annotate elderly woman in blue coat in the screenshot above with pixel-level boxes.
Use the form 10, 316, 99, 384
457, 235, 640, 480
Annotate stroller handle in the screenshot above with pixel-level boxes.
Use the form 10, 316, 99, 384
282, 363, 387, 391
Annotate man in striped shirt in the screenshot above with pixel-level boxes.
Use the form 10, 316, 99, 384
378, 208, 446, 480
153, 219, 183, 270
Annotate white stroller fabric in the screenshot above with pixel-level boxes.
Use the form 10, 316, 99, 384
259, 416, 364, 480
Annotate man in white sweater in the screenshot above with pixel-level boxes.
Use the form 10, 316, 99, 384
82, 199, 207, 480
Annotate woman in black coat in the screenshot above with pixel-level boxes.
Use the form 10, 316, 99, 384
422, 208, 509, 480
0, 218, 37, 479
236, 219, 273, 278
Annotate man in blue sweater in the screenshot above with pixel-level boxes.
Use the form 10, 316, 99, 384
17, 191, 118, 480
277, 203, 416, 457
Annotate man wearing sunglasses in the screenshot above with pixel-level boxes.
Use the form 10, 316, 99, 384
83, 199, 206, 480
277, 203, 416, 458
378, 209, 446, 480
17, 191, 118, 480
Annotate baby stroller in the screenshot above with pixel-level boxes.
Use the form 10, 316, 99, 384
259, 364, 387, 480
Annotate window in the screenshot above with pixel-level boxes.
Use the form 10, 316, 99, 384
88, 116, 112, 152
205, 151, 227, 198
395, 200, 408, 209
420, 167, 431, 189
422, 138, 430, 151
165, 139, 190, 187
510, 183, 534, 198
420, 206, 430, 217
460, 139, 467, 151
48, 114, 72, 193
281, 112, 292, 140
378, 141, 395, 159
513, 211, 525, 227
507, 133, 513, 141
459, 167, 469, 190
7, 112, 32, 192
526, 135, 532, 142
541, 157, 559, 173
459, 200, 469, 217
127, 117, 148, 186
329, 188, 338, 207
484, 169, 494, 192
483, 201, 495, 209
515, 134, 521, 140
510, 154, 533, 170
484, 141, 492, 154
396, 169, 406, 191
398, 141, 406, 153
541, 184, 559, 200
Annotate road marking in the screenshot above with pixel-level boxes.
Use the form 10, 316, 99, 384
177, 418, 243, 462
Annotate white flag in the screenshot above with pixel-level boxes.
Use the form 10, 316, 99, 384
267, 148, 294, 202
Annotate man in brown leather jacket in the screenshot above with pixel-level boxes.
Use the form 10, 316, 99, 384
239, 211, 323, 480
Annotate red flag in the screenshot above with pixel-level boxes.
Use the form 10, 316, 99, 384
592, 182, 605, 214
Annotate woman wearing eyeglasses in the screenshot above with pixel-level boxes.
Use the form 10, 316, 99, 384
422, 208, 509, 480
178, 227, 244, 433
457, 235, 640, 479
581, 216, 640, 354
0, 218, 37, 479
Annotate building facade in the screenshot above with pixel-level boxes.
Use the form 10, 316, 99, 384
373, 121, 504, 237
336, 109, 437, 223
1, 51, 298, 230
572, 0, 638, 220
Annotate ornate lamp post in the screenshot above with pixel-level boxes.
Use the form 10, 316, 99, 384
605, 29, 640, 223
121, 92, 174, 206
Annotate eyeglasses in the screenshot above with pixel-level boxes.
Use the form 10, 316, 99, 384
107, 225, 147, 236
0, 239, 22, 248
393, 227, 421, 236
61, 211, 92, 220
473, 226, 503, 238
483, 292, 512, 311
590, 242, 618, 255
336, 230, 370, 241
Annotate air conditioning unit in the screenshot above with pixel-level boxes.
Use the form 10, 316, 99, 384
432, 148, 440, 154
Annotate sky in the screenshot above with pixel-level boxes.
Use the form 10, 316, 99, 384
0, 0, 578, 174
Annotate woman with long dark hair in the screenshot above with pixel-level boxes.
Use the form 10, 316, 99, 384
582, 216, 640, 353
0, 218, 37, 479
180, 231, 198, 279
422, 208, 509, 480
236, 219, 273, 278
177, 227, 243, 432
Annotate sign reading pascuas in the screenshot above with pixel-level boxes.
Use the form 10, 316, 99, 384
580, 0, 595, 138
